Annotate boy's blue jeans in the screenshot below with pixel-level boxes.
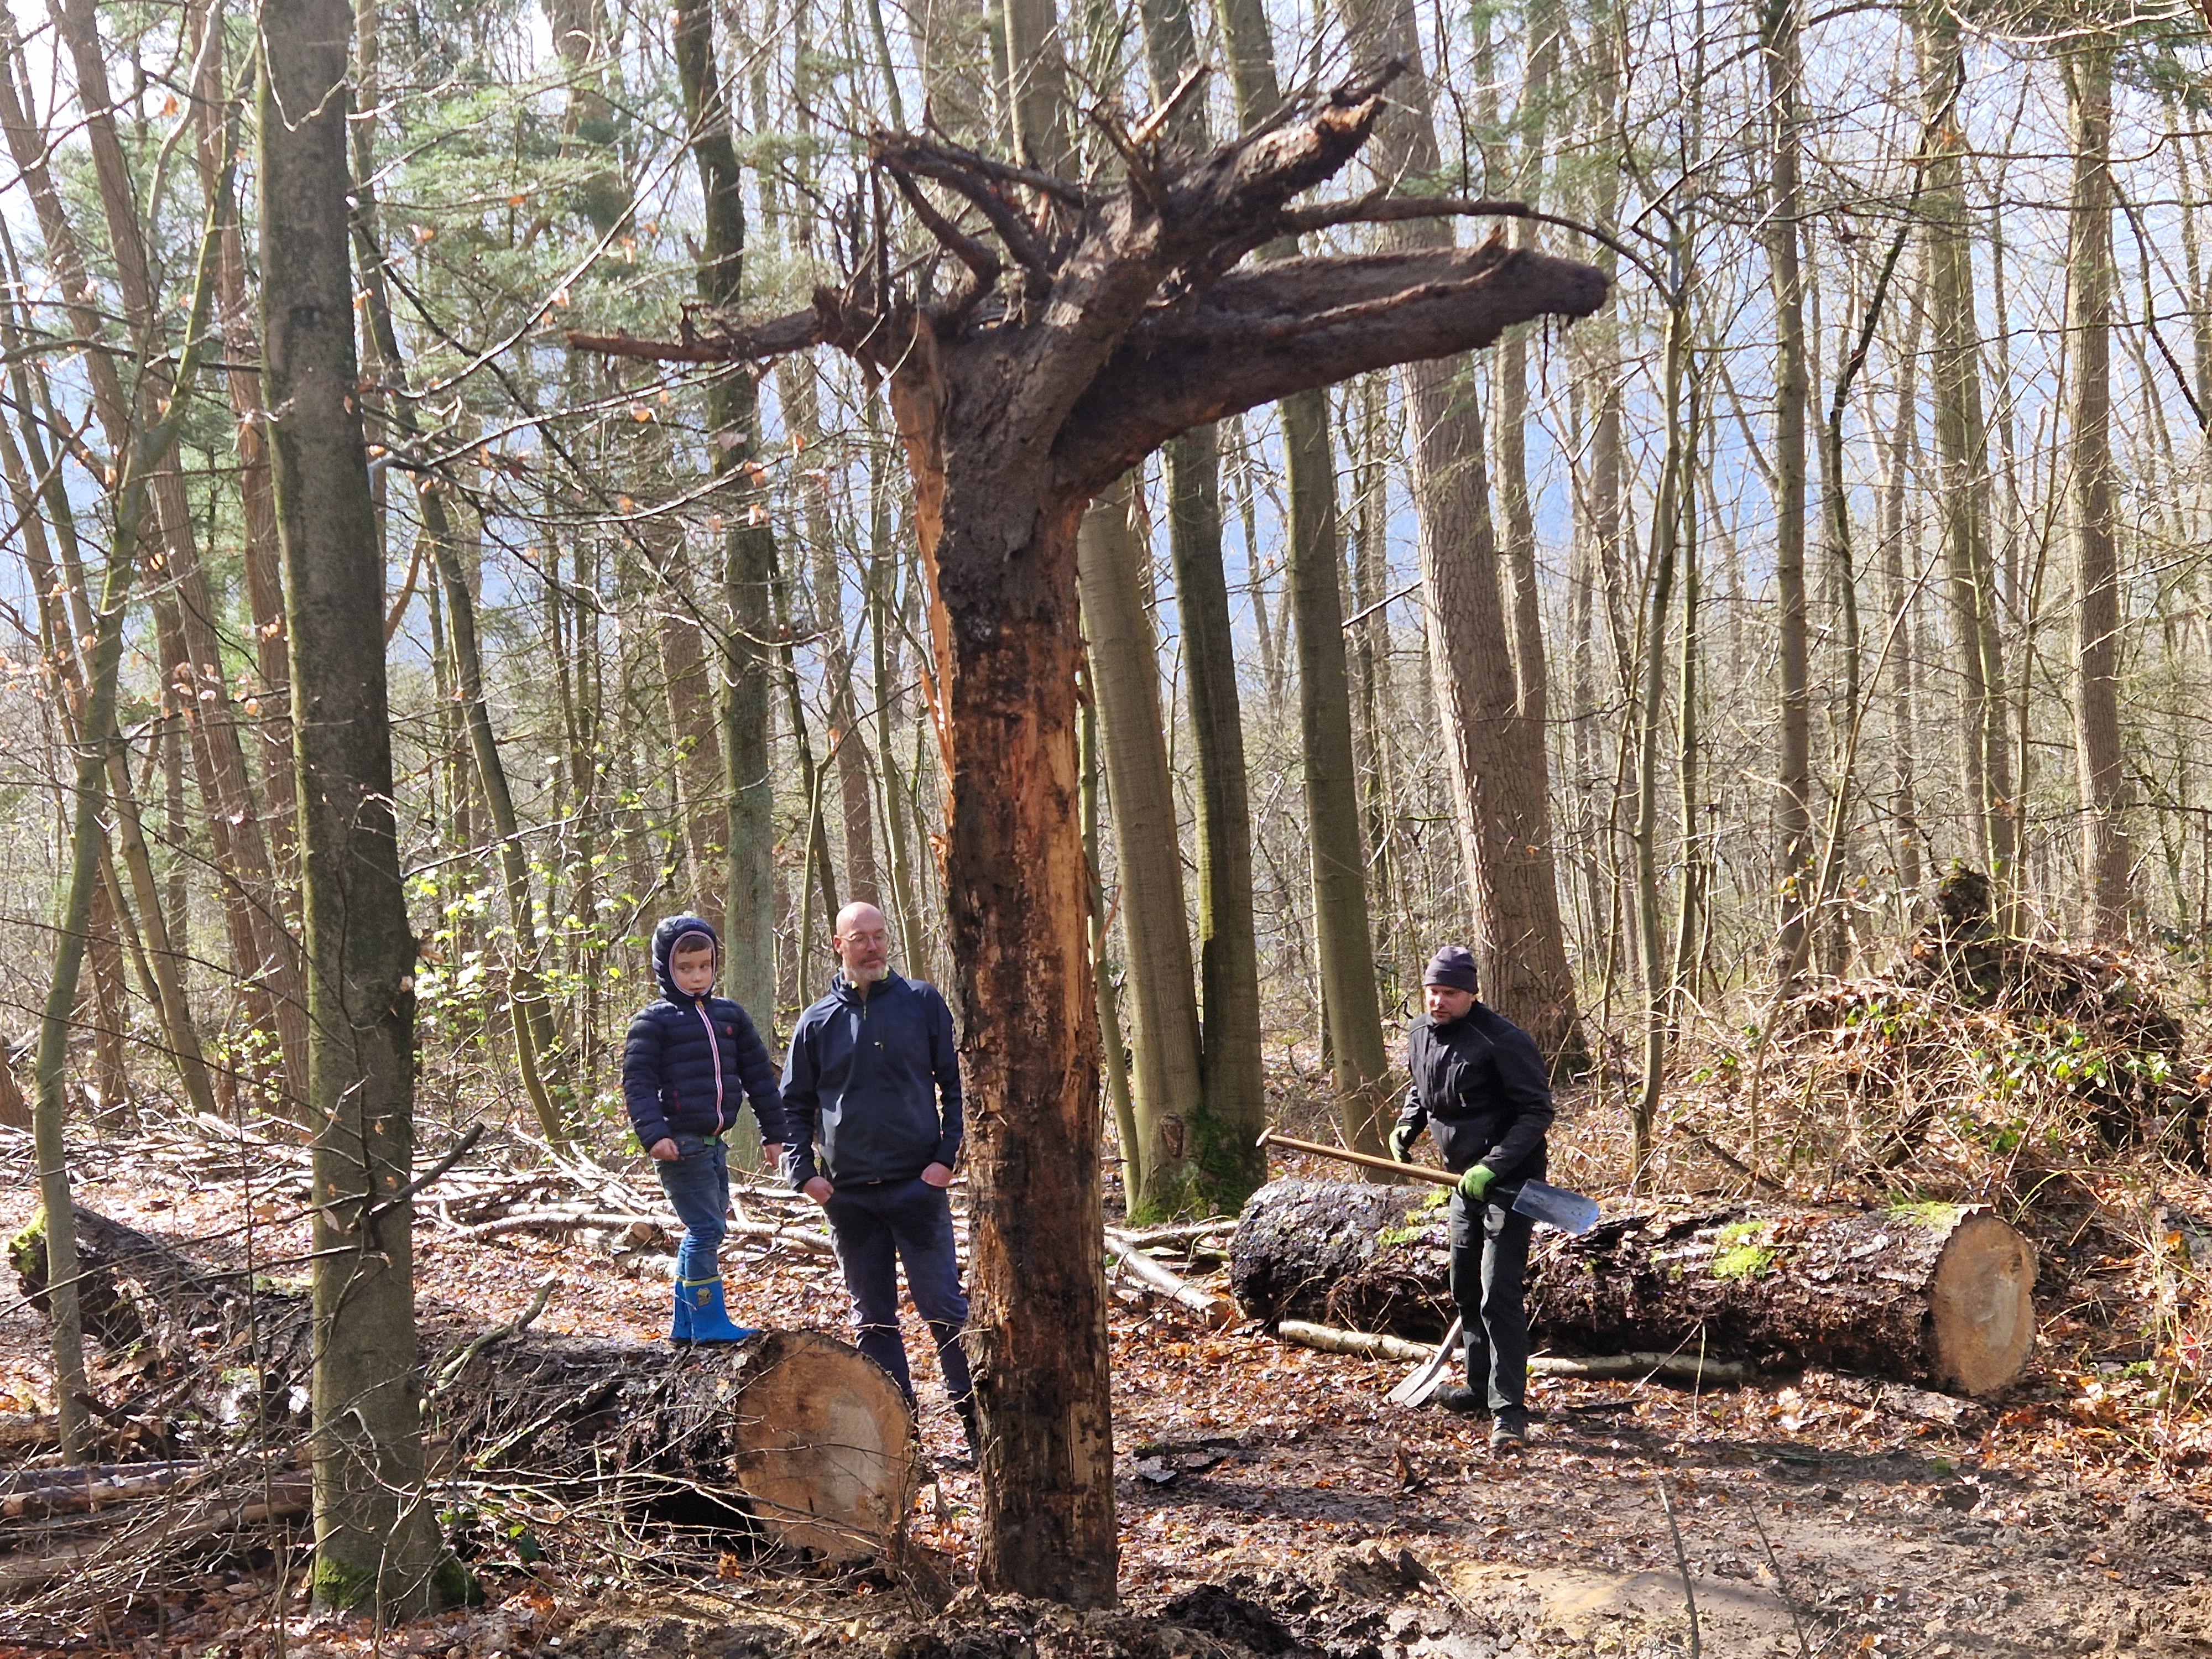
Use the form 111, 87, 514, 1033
822, 1176, 973, 1409
657, 1133, 728, 1283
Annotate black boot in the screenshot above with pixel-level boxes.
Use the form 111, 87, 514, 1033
953, 1397, 979, 1465
1433, 1334, 1490, 1415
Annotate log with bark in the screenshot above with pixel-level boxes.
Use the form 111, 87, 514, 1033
1229, 1178, 2037, 1396
7, 1208, 918, 1573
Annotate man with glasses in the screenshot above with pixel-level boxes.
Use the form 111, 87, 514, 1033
782, 901, 975, 1461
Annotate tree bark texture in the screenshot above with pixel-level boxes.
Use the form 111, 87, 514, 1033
1077, 479, 1207, 1218
1333, 0, 1584, 1071
1919, 10, 2014, 893
259, 0, 441, 1611
675, 0, 778, 1023
1764, 0, 1814, 984
1136, 0, 1268, 1214
1229, 1178, 2037, 1397
2065, 39, 2130, 942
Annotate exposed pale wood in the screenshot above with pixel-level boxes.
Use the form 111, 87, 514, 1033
1104, 1230, 1237, 1327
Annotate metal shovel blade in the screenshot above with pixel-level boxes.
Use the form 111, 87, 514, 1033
1386, 1316, 1463, 1407
1510, 1178, 1601, 1237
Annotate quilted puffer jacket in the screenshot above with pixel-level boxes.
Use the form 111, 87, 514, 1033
620, 914, 787, 1150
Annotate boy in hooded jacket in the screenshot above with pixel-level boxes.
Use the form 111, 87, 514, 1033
624, 914, 789, 1343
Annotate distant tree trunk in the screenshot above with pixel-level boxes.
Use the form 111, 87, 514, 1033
1919, 9, 2013, 895
2065, 36, 2130, 942
260, 0, 442, 1611
1764, 0, 1813, 984
1334, 0, 1584, 1072
1136, 0, 1268, 1212
651, 561, 729, 928
350, 71, 572, 1146
1209, 0, 1392, 1149
54, 0, 310, 1113
1078, 481, 1207, 1218
675, 0, 777, 1022
1881, 265, 1927, 912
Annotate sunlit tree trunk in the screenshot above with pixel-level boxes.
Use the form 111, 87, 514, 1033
2065, 36, 2130, 942
261, 0, 442, 1610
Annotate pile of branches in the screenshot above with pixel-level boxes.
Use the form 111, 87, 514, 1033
1752, 871, 2212, 1189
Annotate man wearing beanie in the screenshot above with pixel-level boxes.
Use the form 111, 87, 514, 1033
1389, 945, 1554, 1448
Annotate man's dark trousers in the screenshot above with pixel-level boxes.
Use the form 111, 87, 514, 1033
823, 1176, 973, 1408
1449, 1191, 1533, 1414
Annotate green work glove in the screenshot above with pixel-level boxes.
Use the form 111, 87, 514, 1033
1458, 1164, 1496, 1202
1387, 1124, 1420, 1164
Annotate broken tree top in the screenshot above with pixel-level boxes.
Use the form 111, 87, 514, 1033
570, 61, 1609, 502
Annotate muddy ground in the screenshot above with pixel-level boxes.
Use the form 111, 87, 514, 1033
2, 1115, 2207, 1659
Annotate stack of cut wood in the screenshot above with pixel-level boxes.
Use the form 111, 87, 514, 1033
1229, 1178, 2037, 1397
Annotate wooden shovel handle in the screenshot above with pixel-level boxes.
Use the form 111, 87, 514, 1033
1255, 1128, 1459, 1187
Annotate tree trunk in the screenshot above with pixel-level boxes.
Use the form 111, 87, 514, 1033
53, 0, 310, 1115
2066, 38, 2130, 942
675, 0, 778, 1023
259, 0, 441, 1610
1765, 0, 1814, 984
890, 387, 1117, 1601
1229, 1178, 2037, 1397
1334, 0, 1584, 1072
1134, 0, 1267, 1215
1919, 9, 2014, 895
1078, 481, 1208, 1218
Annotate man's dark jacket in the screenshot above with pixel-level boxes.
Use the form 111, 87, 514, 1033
1396, 1003, 1553, 1182
782, 972, 962, 1188
622, 914, 787, 1150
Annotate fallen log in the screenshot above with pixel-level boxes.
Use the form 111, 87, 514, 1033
1230, 1178, 2036, 1396
1274, 1319, 1754, 1384
1103, 1229, 1237, 1326
9, 1208, 917, 1564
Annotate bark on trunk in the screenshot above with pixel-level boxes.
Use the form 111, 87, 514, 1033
675, 0, 778, 1023
1919, 9, 2014, 894
1333, 0, 1584, 1071
2065, 38, 2130, 942
1229, 1178, 2037, 1396
1078, 479, 1207, 1218
1765, 0, 1814, 984
259, 2, 441, 1610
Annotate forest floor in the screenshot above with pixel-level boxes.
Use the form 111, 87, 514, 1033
3, 1076, 2210, 1659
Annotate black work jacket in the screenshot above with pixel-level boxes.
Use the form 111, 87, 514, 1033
1396, 1004, 1553, 1182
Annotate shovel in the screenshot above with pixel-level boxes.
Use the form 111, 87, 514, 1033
1385, 1316, 1463, 1407
1254, 1129, 1602, 1237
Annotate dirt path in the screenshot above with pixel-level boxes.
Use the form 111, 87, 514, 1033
3, 1137, 2203, 1659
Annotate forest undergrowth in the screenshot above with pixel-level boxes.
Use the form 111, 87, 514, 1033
8, 938, 2212, 1658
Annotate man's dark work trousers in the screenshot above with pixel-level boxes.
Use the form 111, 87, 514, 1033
824, 1176, 973, 1409
1449, 1191, 1532, 1413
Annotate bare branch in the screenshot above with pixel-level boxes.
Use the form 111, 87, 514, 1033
566, 306, 825, 364
890, 169, 1002, 294
1279, 194, 1666, 290
877, 138, 1053, 277
1053, 241, 1606, 497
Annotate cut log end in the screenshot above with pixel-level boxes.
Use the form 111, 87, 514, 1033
1929, 1213, 2037, 1397
725, 1331, 919, 1562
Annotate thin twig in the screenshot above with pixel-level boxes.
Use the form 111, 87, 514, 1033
1657, 1477, 1702, 1659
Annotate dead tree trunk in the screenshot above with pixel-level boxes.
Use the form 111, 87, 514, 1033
573, 70, 1604, 1601
1229, 1178, 2036, 1396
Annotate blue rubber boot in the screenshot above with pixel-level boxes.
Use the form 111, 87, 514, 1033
668, 1281, 695, 1346
680, 1277, 758, 1343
